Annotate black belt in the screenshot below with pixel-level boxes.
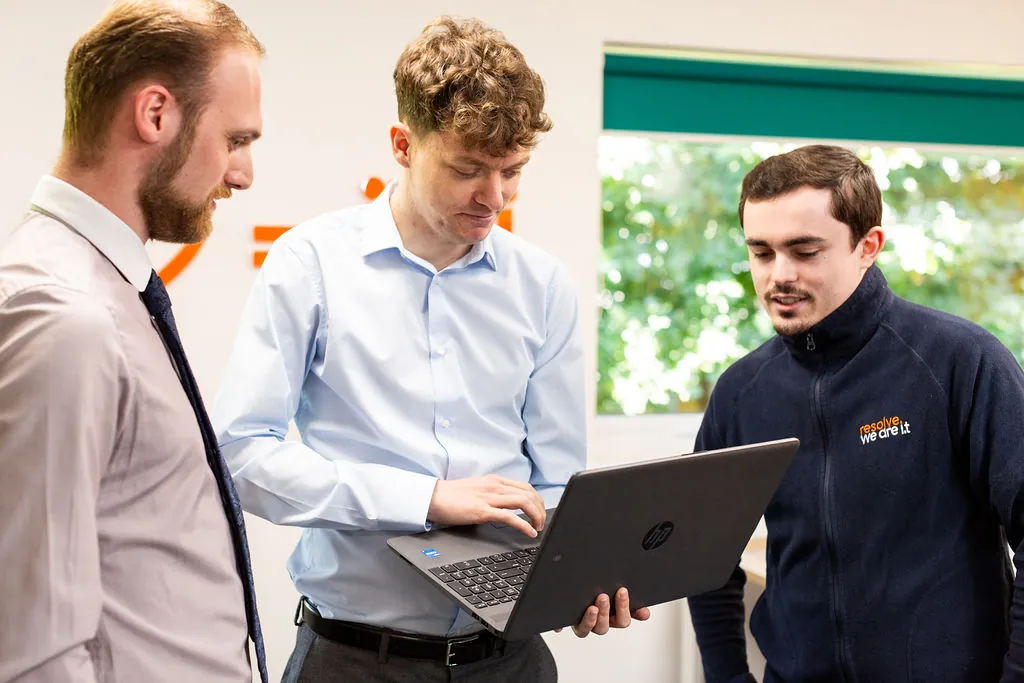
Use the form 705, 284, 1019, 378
295, 597, 506, 667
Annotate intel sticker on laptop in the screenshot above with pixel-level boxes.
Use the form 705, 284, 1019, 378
422, 548, 440, 558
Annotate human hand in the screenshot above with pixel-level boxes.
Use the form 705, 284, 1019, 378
555, 587, 652, 637
427, 475, 546, 538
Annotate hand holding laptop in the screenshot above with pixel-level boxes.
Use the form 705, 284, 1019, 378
427, 475, 547, 539
426, 475, 652, 638
555, 586, 652, 638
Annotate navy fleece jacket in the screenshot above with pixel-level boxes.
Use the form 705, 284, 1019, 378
689, 265, 1024, 683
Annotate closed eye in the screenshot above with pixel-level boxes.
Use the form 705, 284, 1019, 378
451, 166, 479, 179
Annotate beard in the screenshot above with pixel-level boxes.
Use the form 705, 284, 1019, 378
139, 121, 230, 245
773, 318, 812, 336
765, 283, 815, 336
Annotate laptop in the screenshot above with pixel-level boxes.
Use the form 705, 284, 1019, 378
387, 437, 798, 640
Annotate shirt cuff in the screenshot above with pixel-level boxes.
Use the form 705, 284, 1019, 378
379, 470, 437, 531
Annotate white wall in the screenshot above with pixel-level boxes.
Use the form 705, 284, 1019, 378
3, 1, 1024, 681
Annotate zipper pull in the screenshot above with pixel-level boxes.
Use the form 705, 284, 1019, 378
806, 332, 817, 351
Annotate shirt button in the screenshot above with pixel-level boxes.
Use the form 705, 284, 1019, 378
441, 419, 451, 428
437, 347, 447, 357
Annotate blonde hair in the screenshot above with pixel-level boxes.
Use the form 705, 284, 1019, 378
63, 0, 265, 167
393, 16, 552, 156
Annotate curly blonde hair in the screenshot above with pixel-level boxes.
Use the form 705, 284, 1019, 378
393, 16, 552, 157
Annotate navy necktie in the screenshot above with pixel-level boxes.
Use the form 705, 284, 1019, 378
140, 270, 268, 683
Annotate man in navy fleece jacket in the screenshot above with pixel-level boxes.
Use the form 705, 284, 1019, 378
689, 144, 1024, 683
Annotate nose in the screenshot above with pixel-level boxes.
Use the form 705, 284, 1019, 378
225, 149, 254, 191
771, 254, 798, 284
474, 173, 504, 213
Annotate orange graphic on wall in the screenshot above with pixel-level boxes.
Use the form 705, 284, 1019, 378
158, 243, 204, 285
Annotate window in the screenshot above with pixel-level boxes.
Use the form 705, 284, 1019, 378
598, 50, 1024, 416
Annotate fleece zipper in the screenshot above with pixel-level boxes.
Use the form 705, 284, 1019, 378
808, 331, 852, 682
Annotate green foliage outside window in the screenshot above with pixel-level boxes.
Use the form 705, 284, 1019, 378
598, 138, 1024, 415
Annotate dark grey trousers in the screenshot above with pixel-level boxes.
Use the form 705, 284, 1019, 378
281, 624, 558, 683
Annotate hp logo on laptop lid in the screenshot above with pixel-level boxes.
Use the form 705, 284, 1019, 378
641, 521, 674, 551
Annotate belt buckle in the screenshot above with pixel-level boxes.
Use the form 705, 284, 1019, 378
444, 635, 480, 667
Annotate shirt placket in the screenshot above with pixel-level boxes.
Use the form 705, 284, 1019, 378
427, 273, 460, 478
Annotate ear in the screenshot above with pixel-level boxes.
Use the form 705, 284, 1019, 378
133, 84, 179, 145
858, 226, 886, 266
390, 122, 412, 169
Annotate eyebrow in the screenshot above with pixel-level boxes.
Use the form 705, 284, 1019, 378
451, 156, 530, 171
229, 130, 262, 143
746, 236, 827, 248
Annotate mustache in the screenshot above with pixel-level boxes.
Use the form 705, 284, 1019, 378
766, 284, 811, 300
211, 186, 233, 202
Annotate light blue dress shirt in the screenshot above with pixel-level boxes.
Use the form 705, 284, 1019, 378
212, 183, 587, 636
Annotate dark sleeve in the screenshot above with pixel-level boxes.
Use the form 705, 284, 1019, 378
687, 390, 757, 683
958, 341, 1024, 683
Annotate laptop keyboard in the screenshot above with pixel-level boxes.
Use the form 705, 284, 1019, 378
428, 547, 538, 608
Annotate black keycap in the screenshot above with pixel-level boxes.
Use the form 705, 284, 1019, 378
460, 579, 474, 587
429, 567, 447, 578
473, 576, 488, 585
470, 585, 485, 595
453, 585, 473, 597
442, 564, 458, 573
502, 552, 517, 560
490, 554, 505, 562
497, 568, 523, 579
526, 547, 539, 554
486, 600, 501, 607
514, 550, 529, 558
467, 595, 484, 605
499, 596, 514, 603
508, 576, 525, 586
481, 582, 496, 593
455, 560, 481, 570
449, 571, 466, 581
504, 588, 518, 597
493, 580, 509, 589
464, 568, 478, 577
492, 561, 513, 572
479, 557, 494, 565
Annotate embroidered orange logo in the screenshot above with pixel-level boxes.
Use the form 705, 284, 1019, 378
859, 415, 911, 445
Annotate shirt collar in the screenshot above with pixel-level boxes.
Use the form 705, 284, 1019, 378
358, 181, 497, 271
30, 175, 153, 292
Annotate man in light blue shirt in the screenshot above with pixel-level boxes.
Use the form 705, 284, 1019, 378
212, 15, 649, 683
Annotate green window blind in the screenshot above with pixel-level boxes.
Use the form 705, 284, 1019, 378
603, 51, 1024, 147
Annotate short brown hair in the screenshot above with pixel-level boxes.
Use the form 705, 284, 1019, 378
739, 145, 883, 247
63, 0, 265, 168
393, 16, 552, 157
